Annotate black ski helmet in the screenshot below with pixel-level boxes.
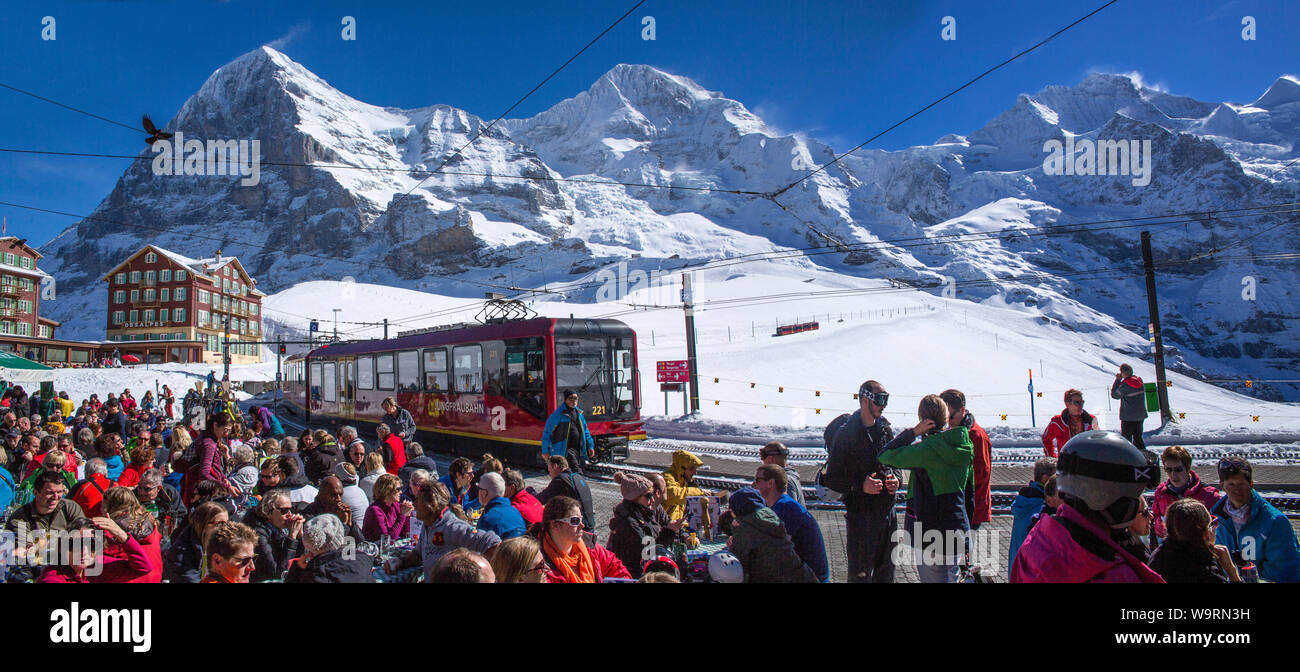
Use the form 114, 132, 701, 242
1057, 430, 1159, 528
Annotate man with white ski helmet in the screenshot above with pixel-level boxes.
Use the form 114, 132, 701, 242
1011, 430, 1163, 583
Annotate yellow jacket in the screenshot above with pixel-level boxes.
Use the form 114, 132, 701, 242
661, 450, 706, 520
58, 397, 75, 418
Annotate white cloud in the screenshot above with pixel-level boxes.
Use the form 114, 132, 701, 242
266, 22, 311, 51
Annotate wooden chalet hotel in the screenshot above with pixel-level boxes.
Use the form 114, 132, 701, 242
102, 245, 265, 364
0, 237, 72, 360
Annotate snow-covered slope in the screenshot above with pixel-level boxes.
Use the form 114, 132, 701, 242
35, 49, 1300, 401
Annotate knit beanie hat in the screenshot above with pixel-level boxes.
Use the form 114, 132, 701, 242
728, 487, 765, 517
614, 471, 653, 501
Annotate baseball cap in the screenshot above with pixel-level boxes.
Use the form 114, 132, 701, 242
759, 442, 789, 457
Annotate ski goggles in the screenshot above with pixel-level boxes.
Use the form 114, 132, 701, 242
859, 387, 889, 408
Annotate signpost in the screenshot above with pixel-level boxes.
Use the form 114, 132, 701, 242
657, 360, 689, 415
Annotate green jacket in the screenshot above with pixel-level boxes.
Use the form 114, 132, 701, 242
878, 426, 973, 497
730, 507, 818, 583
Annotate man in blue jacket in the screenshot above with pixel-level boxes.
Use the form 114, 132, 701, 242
754, 464, 829, 582
541, 389, 594, 474
1212, 457, 1299, 583
474, 472, 526, 540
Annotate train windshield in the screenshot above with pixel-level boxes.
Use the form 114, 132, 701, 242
554, 336, 637, 421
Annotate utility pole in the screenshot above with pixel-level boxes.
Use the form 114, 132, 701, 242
222, 313, 231, 384
383, 318, 389, 340
1140, 231, 1173, 423
333, 308, 340, 342
682, 271, 700, 413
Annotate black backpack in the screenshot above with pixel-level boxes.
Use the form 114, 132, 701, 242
815, 413, 853, 497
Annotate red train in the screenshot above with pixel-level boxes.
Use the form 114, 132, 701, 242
280, 317, 646, 467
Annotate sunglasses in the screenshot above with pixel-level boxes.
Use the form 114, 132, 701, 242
229, 555, 256, 568
275, 506, 292, 514
557, 515, 583, 528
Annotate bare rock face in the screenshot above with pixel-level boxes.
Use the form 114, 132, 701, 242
35, 50, 1300, 399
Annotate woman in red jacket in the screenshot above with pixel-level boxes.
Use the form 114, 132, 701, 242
536, 495, 631, 583
1040, 389, 1097, 457
115, 444, 155, 488
103, 486, 164, 582
183, 411, 241, 506
38, 516, 155, 583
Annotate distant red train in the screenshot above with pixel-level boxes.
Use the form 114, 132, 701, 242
281, 317, 645, 467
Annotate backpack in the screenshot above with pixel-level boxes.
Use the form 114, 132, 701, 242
815, 413, 852, 500
560, 471, 596, 531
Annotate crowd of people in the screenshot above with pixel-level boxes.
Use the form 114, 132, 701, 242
818, 373, 1300, 583
3, 362, 1296, 584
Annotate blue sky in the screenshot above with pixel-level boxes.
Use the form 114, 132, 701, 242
0, 0, 1295, 248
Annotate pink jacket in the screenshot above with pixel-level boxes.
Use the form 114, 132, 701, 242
1010, 503, 1164, 583
37, 536, 155, 583
1152, 471, 1221, 539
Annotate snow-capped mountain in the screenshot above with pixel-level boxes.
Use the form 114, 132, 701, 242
37, 47, 1300, 400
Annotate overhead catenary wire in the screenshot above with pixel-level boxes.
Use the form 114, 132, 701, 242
0, 147, 764, 196
388, 0, 649, 210
768, 0, 1119, 199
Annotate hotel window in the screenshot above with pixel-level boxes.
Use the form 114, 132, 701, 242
251, 322, 259, 335
113, 291, 125, 304
160, 269, 171, 282
130, 271, 141, 284
160, 288, 169, 302
198, 310, 209, 326
113, 311, 124, 325
144, 289, 156, 302
145, 252, 157, 263
20, 278, 31, 290
160, 309, 169, 322
3, 253, 13, 266
18, 300, 31, 313
144, 271, 156, 286
174, 332, 184, 340
129, 310, 138, 323
175, 271, 186, 281
116, 273, 126, 284
20, 257, 32, 270
250, 304, 258, 316
0, 322, 10, 335
130, 290, 139, 303
144, 310, 155, 323
174, 308, 186, 322
17, 323, 28, 336
198, 289, 209, 304
175, 287, 186, 301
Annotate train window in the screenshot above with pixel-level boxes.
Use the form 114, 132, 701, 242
322, 362, 337, 402
376, 353, 395, 390
452, 344, 483, 394
397, 350, 420, 392
612, 336, 636, 416
357, 355, 374, 390
504, 338, 546, 418
423, 348, 448, 392
310, 362, 322, 402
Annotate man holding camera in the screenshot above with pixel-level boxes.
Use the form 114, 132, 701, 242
823, 380, 902, 583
